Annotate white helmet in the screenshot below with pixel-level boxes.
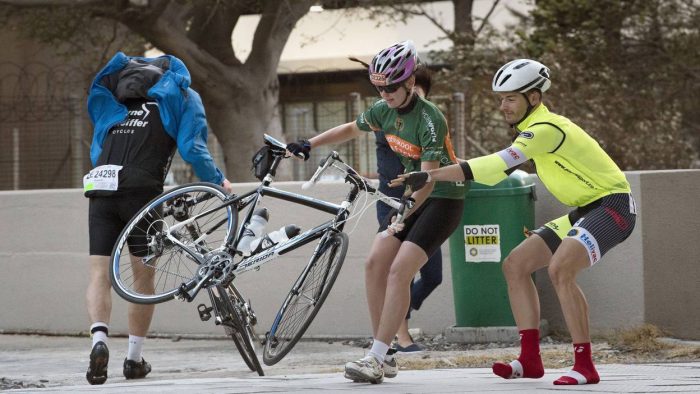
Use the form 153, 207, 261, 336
492, 59, 551, 93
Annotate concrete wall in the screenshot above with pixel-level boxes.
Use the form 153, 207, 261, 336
1, 171, 698, 339
639, 171, 700, 339
0, 181, 456, 339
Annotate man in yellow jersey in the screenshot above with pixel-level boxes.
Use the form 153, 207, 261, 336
391, 59, 637, 386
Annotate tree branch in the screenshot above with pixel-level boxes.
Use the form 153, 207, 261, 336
389, 4, 453, 38
0, 0, 102, 4
185, 0, 241, 66
246, 0, 313, 78
474, 0, 499, 38
101, 0, 244, 96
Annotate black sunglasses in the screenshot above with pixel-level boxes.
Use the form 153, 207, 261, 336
375, 83, 401, 94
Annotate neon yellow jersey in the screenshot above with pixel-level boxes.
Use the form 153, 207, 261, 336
468, 104, 630, 207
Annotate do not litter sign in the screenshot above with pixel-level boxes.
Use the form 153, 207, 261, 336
463, 224, 501, 263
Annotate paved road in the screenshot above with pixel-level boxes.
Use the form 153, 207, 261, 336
1, 335, 698, 393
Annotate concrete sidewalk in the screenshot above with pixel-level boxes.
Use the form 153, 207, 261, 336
1, 334, 698, 393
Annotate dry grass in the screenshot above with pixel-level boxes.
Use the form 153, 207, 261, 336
607, 324, 669, 353
396, 324, 699, 371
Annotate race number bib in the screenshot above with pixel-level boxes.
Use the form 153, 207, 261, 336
83, 165, 123, 192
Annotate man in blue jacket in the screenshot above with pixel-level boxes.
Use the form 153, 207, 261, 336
83, 52, 232, 385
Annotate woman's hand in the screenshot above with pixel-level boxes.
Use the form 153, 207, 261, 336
385, 215, 405, 236
286, 139, 311, 160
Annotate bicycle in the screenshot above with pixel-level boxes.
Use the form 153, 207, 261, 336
109, 134, 412, 375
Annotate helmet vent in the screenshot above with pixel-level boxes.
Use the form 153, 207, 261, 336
499, 74, 512, 86
514, 61, 530, 70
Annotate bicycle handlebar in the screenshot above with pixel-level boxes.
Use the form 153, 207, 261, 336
301, 151, 339, 190
300, 151, 415, 236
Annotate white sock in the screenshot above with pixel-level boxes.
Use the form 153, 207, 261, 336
368, 339, 390, 364
90, 322, 108, 348
127, 335, 145, 361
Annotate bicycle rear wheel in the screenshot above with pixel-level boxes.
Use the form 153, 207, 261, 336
110, 183, 236, 304
217, 285, 264, 376
262, 231, 348, 366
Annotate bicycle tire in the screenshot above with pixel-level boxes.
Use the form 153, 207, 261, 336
110, 183, 236, 304
217, 285, 264, 376
262, 231, 348, 366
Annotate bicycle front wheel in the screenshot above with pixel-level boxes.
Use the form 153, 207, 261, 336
110, 183, 236, 304
263, 231, 348, 366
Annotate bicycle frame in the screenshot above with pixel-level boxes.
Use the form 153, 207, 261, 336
169, 155, 362, 302
224, 184, 351, 275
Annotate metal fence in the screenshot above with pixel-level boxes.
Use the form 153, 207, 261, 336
281, 92, 470, 181
0, 88, 472, 190
0, 96, 89, 190
0, 61, 92, 190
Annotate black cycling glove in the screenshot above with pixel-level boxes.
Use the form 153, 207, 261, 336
402, 171, 431, 192
286, 139, 311, 161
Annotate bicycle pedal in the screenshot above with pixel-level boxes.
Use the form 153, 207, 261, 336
197, 304, 213, 321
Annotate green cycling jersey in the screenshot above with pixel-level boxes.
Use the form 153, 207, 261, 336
467, 104, 630, 207
356, 95, 466, 199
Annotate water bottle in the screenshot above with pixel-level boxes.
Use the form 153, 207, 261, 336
249, 224, 301, 255
238, 208, 269, 256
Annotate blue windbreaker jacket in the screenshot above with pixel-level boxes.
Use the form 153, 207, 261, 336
87, 52, 224, 185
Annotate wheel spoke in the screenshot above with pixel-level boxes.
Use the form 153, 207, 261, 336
263, 232, 348, 365
110, 184, 236, 304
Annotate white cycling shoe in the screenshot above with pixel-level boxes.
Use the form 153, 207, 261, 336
344, 355, 384, 384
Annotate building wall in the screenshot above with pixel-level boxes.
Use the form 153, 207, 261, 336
0, 170, 698, 339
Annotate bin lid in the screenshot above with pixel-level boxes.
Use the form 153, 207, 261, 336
467, 169, 536, 197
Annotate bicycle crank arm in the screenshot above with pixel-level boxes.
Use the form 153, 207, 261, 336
177, 270, 215, 302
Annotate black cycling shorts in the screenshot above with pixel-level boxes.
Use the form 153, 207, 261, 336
532, 193, 637, 265
89, 190, 161, 257
379, 197, 464, 257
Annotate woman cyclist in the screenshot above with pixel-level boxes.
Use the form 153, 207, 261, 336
287, 40, 467, 383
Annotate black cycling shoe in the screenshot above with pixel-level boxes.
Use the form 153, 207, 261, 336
86, 341, 109, 385
123, 358, 151, 379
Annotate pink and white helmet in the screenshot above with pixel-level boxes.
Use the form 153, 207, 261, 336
369, 40, 419, 86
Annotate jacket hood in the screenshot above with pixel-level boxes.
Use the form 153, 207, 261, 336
97, 52, 192, 100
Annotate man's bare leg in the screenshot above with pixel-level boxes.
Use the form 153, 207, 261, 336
549, 239, 599, 385
492, 235, 550, 379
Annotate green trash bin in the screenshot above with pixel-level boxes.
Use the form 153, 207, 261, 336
448, 170, 536, 327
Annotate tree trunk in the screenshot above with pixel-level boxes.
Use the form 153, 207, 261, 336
201, 81, 286, 182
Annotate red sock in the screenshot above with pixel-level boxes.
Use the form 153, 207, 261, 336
553, 343, 600, 385
492, 329, 544, 379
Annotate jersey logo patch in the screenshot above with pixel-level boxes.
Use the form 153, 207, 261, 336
520, 131, 534, 139
385, 134, 421, 160
394, 117, 404, 132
